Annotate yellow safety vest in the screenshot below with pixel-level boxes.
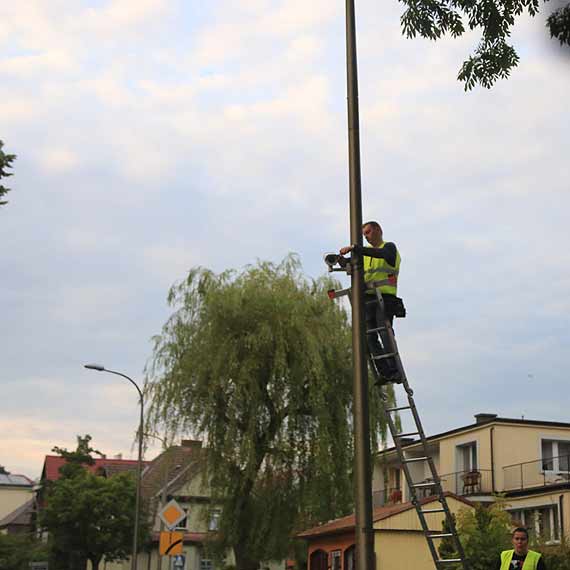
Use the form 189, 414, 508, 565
363, 242, 401, 296
500, 550, 542, 570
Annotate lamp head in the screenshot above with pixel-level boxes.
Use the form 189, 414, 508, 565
84, 363, 105, 371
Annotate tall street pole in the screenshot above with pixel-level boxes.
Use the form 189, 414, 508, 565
84, 364, 144, 570
344, 2, 375, 570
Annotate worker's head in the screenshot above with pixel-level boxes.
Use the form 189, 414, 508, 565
362, 221, 383, 247
512, 527, 529, 555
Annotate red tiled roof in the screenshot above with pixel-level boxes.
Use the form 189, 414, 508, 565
296, 493, 474, 538
42, 455, 148, 482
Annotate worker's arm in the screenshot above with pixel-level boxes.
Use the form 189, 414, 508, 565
340, 242, 397, 267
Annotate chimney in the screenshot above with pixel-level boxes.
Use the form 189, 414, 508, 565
474, 413, 497, 424
114, 453, 123, 460
181, 439, 202, 450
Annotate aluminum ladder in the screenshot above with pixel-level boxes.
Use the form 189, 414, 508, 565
325, 258, 468, 570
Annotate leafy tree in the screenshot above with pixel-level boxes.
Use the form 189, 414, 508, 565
399, 0, 563, 90
535, 541, 570, 570
547, 2, 570, 46
0, 140, 16, 207
40, 436, 148, 570
146, 255, 393, 570
51, 434, 104, 478
438, 500, 512, 570
0, 533, 50, 570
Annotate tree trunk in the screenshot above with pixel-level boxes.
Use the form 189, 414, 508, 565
233, 544, 260, 570
89, 556, 102, 570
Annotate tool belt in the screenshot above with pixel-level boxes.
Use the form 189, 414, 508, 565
383, 294, 406, 318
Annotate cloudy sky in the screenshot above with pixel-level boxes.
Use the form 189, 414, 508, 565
1, 0, 568, 479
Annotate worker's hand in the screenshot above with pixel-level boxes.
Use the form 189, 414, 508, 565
339, 245, 353, 255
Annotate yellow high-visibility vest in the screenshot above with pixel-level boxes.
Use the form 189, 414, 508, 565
500, 549, 542, 570
363, 242, 400, 296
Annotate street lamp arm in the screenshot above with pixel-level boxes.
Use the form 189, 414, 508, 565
103, 369, 144, 403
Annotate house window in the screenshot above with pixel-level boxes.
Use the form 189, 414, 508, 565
510, 506, 560, 543
541, 440, 570, 472
457, 442, 478, 472
175, 509, 188, 530
200, 560, 213, 570
208, 509, 221, 531
331, 550, 341, 570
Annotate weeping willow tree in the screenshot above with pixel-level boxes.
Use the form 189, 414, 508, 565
146, 254, 394, 570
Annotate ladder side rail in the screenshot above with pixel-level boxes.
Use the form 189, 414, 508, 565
335, 280, 468, 570
382, 403, 442, 565
371, 288, 468, 569
405, 399, 469, 565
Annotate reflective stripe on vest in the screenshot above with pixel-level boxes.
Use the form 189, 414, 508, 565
500, 550, 542, 570
363, 242, 401, 296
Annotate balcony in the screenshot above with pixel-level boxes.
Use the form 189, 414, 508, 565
372, 487, 402, 508
437, 469, 494, 496
503, 455, 570, 492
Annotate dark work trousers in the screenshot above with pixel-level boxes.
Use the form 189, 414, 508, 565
364, 294, 398, 376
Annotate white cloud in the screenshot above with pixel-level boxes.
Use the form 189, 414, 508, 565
36, 147, 79, 174
80, 0, 170, 32
142, 244, 201, 287
50, 285, 129, 325
0, 50, 76, 76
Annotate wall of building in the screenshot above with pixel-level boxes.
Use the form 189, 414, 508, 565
375, 531, 436, 570
438, 425, 492, 476
0, 487, 33, 520
493, 425, 570, 491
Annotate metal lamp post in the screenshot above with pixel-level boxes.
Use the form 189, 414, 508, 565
143, 432, 170, 570
344, 2, 375, 570
84, 364, 144, 570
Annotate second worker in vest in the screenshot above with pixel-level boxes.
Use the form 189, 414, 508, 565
340, 220, 403, 385
496, 528, 545, 570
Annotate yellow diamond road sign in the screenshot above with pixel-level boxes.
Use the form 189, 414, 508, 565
158, 499, 186, 530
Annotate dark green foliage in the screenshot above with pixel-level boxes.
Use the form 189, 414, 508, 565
51, 434, 103, 478
438, 500, 512, 570
146, 255, 392, 569
0, 140, 16, 207
399, 0, 542, 89
535, 541, 570, 570
41, 436, 147, 570
547, 3, 570, 46
0, 534, 50, 570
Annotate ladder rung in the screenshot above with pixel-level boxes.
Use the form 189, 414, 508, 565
366, 327, 386, 333
395, 432, 419, 438
371, 352, 397, 360
428, 533, 454, 539
420, 508, 446, 514
437, 559, 463, 564
386, 405, 411, 412
411, 481, 437, 488
403, 456, 429, 463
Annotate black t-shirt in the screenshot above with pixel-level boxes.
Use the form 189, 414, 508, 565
495, 552, 546, 570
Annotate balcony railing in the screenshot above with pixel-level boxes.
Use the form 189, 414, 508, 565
503, 455, 570, 492
437, 469, 493, 496
372, 487, 402, 508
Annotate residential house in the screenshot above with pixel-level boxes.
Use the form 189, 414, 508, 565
373, 413, 570, 544
0, 469, 35, 535
108, 439, 283, 570
0, 470, 34, 521
297, 494, 474, 570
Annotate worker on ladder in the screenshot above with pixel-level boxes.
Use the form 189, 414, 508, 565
340, 220, 404, 385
